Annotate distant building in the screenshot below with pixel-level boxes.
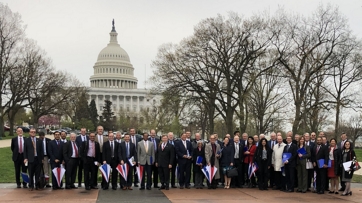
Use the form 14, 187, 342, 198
88, 20, 160, 123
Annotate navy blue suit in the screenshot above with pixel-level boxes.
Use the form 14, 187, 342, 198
75, 135, 88, 186
175, 140, 193, 187
283, 143, 297, 191
48, 139, 64, 188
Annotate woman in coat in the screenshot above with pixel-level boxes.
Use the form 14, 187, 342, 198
205, 135, 221, 189
244, 136, 257, 188
328, 138, 341, 194
341, 141, 356, 196
296, 136, 311, 193
254, 138, 272, 190
192, 141, 206, 189
220, 137, 234, 189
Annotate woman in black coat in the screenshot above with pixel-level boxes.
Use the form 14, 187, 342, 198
341, 141, 356, 196
192, 141, 206, 189
220, 137, 234, 189
254, 138, 272, 190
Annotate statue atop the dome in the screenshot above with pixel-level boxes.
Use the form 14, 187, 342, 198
111, 19, 116, 32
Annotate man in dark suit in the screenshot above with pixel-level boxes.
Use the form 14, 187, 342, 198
102, 132, 119, 190
231, 135, 243, 188
75, 127, 89, 187
11, 127, 27, 188
80, 132, 101, 190
283, 136, 297, 192
167, 132, 178, 188
63, 133, 79, 189
95, 125, 108, 189
149, 129, 160, 188
304, 132, 315, 191
39, 132, 51, 188
175, 133, 193, 189
129, 128, 140, 187
156, 134, 175, 190
24, 128, 44, 191
312, 137, 329, 194
48, 131, 64, 190
267, 132, 277, 188
118, 133, 137, 190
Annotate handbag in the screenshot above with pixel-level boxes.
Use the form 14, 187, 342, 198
37, 164, 47, 189
226, 167, 238, 177
306, 159, 313, 169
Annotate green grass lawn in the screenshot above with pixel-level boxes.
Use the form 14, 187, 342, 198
355, 149, 362, 160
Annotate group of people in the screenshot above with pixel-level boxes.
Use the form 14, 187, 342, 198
11, 127, 358, 197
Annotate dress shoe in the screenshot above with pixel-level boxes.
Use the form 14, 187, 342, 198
335, 192, 339, 194
78, 184, 82, 187
103, 187, 108, 190
208, 186, 212, 189
338, 188, 345, 191
29, 187, 33, 191
139, 187, 145, 190
71, 185, 78, 189
171, 185, 177, 188
349, 191, 352, 196
128, 187, 133, 190
112, 187, 117, 190
186, 186, 190, 189
329, 191, 334, 194
318, 191, 324, 194
302, 191, 306, 193
23, 185, 28, 188
17, 185, 21, 188
122, 187, 127, 190
154, 185, 160, 188
65, 186, 71, 189
166, 187, 169, 190
91, 186, 98, 189
134, 184, 139, 187
85, 187, 91, 190
179, 186, 184, 189
46, 184, 51, 188
307, 189, 311, 191
146, 187, 151, 190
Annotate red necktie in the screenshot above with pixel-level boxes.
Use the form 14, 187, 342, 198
73, 142, 78, 157
19, 138, 23, 153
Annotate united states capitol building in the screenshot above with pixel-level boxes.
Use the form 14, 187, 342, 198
88, 20, 160, 121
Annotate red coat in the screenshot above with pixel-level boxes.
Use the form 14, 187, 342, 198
243, 145, 256, 164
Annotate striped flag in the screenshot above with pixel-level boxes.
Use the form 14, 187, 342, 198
52, 167, 65, 187
136, 165, 144, 184
99, 164, 111, 183
202, 165, 217, 183
116, 163, 129, 181
248, 162, 258, 179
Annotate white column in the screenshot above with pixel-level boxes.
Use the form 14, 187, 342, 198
137, 96, 140, 113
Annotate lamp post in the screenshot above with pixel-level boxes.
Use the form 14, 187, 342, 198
72, 122, 75, 130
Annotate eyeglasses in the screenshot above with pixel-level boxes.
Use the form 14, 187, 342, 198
30, 131, 36, 133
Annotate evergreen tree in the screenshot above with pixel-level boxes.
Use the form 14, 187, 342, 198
75, 92, 90, 122
100, 100, 115, 130
89, 99, 99, 129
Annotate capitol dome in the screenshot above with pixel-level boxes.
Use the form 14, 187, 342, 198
90, 20, 138, 89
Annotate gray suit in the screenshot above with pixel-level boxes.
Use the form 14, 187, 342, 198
137, 140, 155, 188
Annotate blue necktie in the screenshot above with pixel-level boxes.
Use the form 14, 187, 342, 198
126, 143, 129, 158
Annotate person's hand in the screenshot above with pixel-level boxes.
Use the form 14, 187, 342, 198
187, 156, 192, 159
24, 159, 28, 164
168, 164, 172, 169
55, 159, 59, 163
103, 161, 106, 164
155, 163, 158, 167
132, 161, 136, 166
298, 154, 303, 158
230, 163, 233, 166
323, 164, 327, 168
216, 154, 220, 158
120, 160, 124, 165
245, 151, 250, 155
62, 161, 65, 165
284, 160, 288, 164
183, 155, 187, 158
207, 163, 210, 166
268, 166, 270, 169
313, 162, 316, 167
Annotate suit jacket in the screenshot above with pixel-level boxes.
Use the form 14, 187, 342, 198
137, 140, 155, 165
175, 139, 193, 164
48, 139, 64, 164
267, 140, 277, 151
192, 147, 206, 172
312, 144, 329, 166
231, 142, 243, 161
24, 137, 44, 163
130, 135, 140, 150
155, 142, 174, 167
41, 137, 51, 156
102, 140, 119, 164
79, 140, 101, 164
63, 141, 80, 164
118, 141, 137, 164
283, 143, 298, 167
254, 147, 273, 167
95, 134, 108, 153
220, 145, 235, 167
11, 136, 25, 162
76, 135, 89, 147
148, 137, 160, 152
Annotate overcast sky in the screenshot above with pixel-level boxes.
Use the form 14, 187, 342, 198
3, 0, 362, 89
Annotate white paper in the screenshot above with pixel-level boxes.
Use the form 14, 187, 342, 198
25, 161, 28, 167
343, 161, 353, 171
128, 157, 134, 166
94, 161, 99, 166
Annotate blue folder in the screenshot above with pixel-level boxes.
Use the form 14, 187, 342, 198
297, 148, 307, 155
196, 156, 203, 164
318, 159, 331, 168
243, 147, 248, 152
282, 153, 291, 163
21, 172, 29, 183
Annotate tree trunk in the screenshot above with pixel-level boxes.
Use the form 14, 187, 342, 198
0, 109, 4, 137
334, 101, 341, 140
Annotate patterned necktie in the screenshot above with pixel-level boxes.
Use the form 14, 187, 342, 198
111, 141, 114, 157
32, 138, 36, 155
73, 141, 78, 157
19, 138, 23, 153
